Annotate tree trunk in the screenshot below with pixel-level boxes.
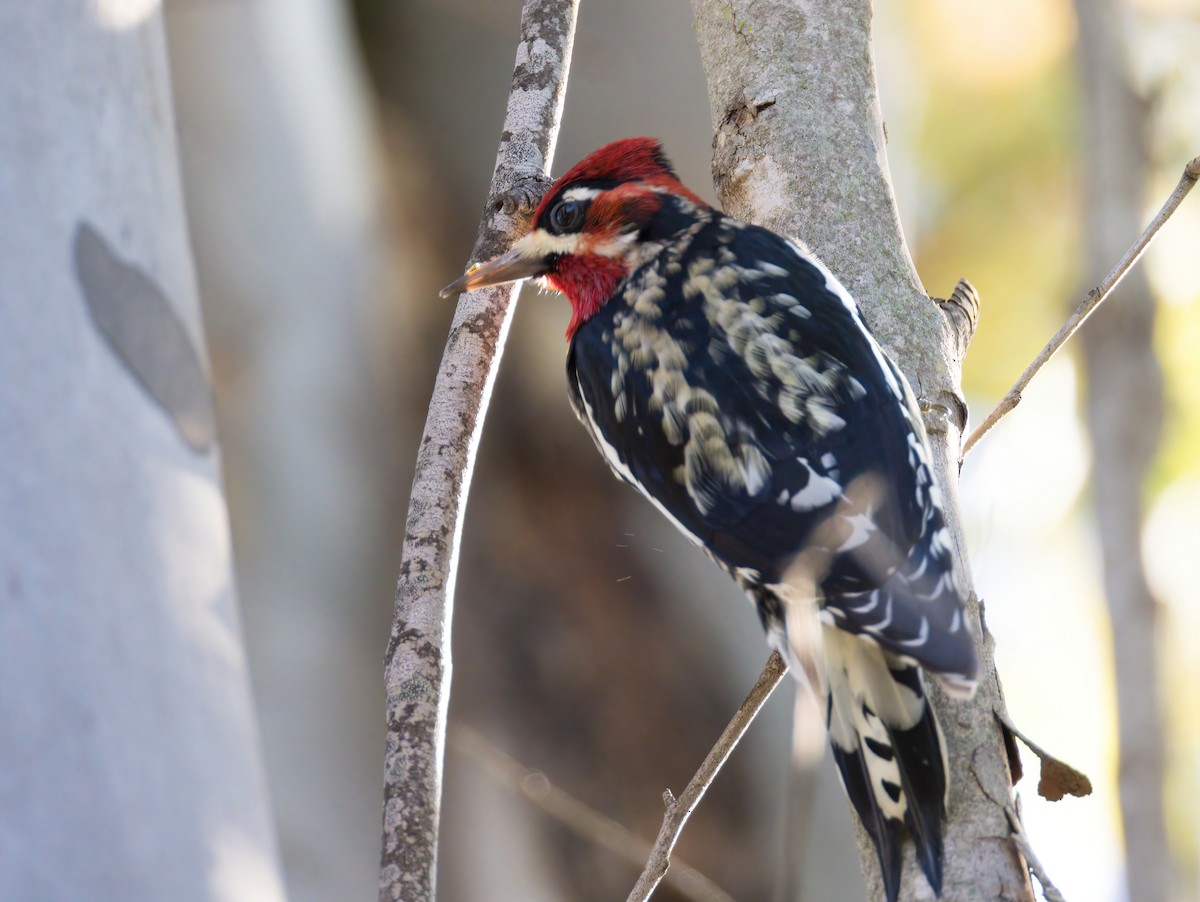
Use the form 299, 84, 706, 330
163, 2, 404, 899
1073, 3, 1173, 900
0, 6, 283, 901
688, 1, 1033, 898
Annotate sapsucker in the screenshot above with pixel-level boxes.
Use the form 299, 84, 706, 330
442, 138, 979, 901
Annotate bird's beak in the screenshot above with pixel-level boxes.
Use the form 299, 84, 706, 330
439, 237, 550, 298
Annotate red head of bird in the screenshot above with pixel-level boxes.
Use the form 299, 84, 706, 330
440, 137, 707, 338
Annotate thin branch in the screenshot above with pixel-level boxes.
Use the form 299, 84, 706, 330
449, 725, 736, 902
378, 3, 578, 899
1005, 803, 1066, 902
627, 652, 789, 902
962, 154, 1200, 458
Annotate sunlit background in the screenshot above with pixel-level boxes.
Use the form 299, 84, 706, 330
161, 0, 1200, 899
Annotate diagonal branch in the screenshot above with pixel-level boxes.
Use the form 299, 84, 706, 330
1005, 802, 1066, 902
378, 3, 578, 899
962, 154, 1200, 458
627, 652, 789, 902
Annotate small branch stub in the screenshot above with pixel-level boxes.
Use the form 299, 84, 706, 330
996, 709, 1092, 802
495, 173, 555, 215
937, 278, 981, 354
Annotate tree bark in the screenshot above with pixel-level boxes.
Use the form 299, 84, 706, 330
378, 2, 578, 899
688, 1, 1032, 898
1073, 3, 1173, 900
163, 1, 403, 899
0, 5, 283, 901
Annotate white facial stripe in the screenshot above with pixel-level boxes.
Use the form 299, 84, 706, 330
590, 231, 638, 258
561, 186, 603, 202
522, 225, 636, 262
519, 229, 580, 258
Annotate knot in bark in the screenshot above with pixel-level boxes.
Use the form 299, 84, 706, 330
492, 172, 554, 217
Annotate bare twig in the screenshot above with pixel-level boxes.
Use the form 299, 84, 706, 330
627, 653, 788, 902
962, 154, 1200, 458
378, 3, 578, 899
449, 725, 735, 902
1005, 802, 1067, 902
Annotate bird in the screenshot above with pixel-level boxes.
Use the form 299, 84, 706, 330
441, 137, 978, 901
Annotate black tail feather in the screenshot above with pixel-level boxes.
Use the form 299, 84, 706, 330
889, 665, 948, 894
825, 640, 949, 900
830, 736, 905, 902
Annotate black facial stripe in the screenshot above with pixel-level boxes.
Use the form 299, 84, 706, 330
536, 177, 623, 233
564, 177, 620, 192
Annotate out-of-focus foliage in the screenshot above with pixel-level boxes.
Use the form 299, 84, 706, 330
903, 0, 1082, 399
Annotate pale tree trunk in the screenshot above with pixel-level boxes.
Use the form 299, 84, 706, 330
163, 2, 406, 899
1074, 3, 1174, 900
0, 5, 284, 902
689, 1, 1032, 898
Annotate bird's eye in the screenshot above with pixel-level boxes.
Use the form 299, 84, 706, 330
549, 199, 586, 234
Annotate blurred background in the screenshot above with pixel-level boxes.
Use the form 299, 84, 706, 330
160, 0, 1200, 899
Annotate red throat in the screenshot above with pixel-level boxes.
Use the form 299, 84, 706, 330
533, 138, 707, 340
548, 253, 628, 340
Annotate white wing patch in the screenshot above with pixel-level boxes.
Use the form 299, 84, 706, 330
785, 460, 843, 511
838, 513, 877, 552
